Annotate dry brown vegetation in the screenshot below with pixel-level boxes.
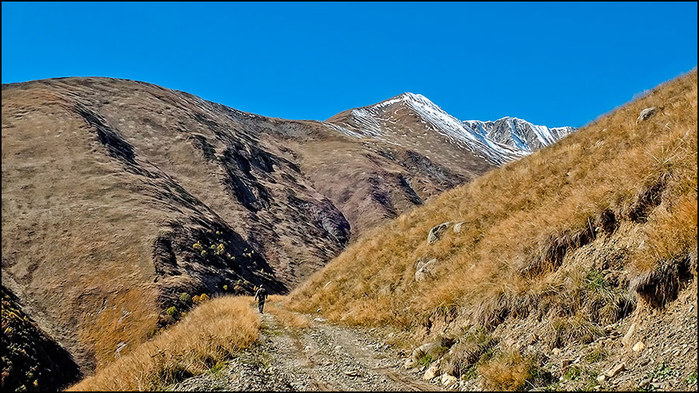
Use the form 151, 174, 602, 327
288, 70, 697, 346
265, 295, 311, 329
68, 296, 259, 391
478, 350, 535, 391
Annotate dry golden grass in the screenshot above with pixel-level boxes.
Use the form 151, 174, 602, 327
79, 286, 159, 370
478, 350, 535, 391
265, 295, 311, 329
288, 70, 698, 337
68, 296, 260, 391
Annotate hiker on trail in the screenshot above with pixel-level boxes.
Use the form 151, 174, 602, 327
254, 285, 268, 313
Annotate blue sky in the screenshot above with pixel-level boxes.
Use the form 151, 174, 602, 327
2, 2, 697, 127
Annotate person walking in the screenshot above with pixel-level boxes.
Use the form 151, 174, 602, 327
254, 285, 268, 313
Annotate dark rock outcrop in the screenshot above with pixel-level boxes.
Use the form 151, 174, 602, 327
1, 286, 82, 391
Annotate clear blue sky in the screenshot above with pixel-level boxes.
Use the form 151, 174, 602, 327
2, 2, 697, 127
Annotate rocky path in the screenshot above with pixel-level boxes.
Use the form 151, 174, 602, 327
170, 305, 440, 391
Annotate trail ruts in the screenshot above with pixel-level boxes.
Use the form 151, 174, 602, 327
172, 305, 441, 391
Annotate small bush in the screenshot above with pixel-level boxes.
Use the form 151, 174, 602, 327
215, 243, 225, 256
585, 269, 608, 292
179, 293, 192, 307
146, 327, 159, 339
165, 306, 179, 318
479, 350, 536, 391
417, 353, 433, 367
443, 327, 496, 377
584, 344, 607, 363
649, 362, 676, 380
210, 361, 225, 374
564, 365, 582, 381
157, 314, 176, 328
548, 314, 603, 348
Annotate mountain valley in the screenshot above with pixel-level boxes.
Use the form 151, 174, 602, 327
1, 77, 573, 390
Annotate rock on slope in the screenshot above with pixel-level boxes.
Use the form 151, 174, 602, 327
1, 77, 572, 383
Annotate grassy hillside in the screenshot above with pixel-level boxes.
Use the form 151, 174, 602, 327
287, 70, 697, 387
68, 296, 259, 391
1, 77, 491, 379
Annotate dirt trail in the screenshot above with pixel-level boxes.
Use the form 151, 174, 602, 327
171, 304, 440, 391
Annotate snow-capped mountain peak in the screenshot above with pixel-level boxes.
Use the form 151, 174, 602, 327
327, 93, 576, 165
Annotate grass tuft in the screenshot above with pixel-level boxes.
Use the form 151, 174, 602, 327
478, 349, 536, 391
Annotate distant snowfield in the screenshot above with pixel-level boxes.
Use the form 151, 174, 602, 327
329, 92, 576, 165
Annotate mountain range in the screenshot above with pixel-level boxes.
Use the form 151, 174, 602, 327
1, 77, 573, 388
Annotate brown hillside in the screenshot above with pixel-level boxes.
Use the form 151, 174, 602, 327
288, 70, 698, 390
1, 77, 496, 378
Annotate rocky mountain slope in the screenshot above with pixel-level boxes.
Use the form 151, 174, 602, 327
1, 285, 82, 392
1, 76, 572, 386
289, 70, 698, 390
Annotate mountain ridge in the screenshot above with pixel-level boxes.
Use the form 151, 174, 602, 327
327, 91, 575, 164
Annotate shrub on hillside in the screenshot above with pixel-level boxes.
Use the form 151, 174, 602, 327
179, 292, 192, 308
443, 327, 496, 378
479, 349, 536, 391
165, 306, 179, 319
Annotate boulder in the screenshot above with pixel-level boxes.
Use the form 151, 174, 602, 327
622, 323, 637, 347
415, 258, 438, 282
605, 363, 625, 378
412, 341, 439, 360
637, 107, 656, 122
427, 222, 452, 244
632, 341, 645, 352
441, 374, 458, 387
423, 361, 441, 380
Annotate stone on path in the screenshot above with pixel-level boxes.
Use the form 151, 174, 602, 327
605, 363, 625, 378
622, 323, 637, 347
423, 362, 441, 380
441, 374, 458, 387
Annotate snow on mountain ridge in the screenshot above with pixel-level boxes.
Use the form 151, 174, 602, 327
337, 92, 575, 164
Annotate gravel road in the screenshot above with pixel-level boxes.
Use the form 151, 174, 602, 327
170, 309, 440, 391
